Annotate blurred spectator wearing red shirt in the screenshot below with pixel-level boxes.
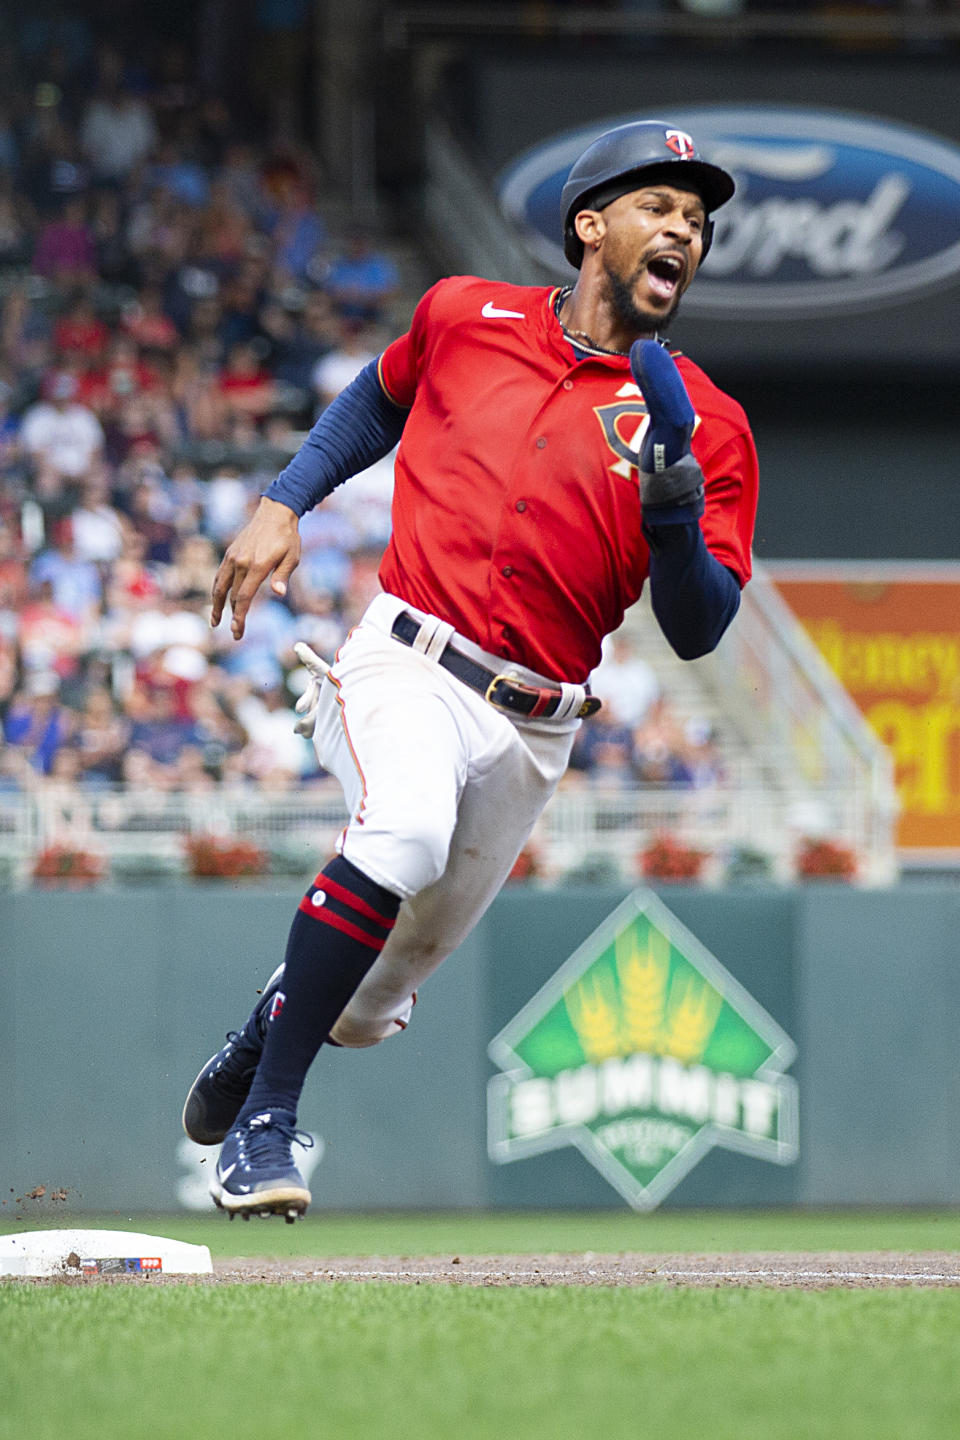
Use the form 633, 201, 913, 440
81, 336, 159, 417
53, 291, 109, 362
122, 285, 179, 352
218, 340, 275, 422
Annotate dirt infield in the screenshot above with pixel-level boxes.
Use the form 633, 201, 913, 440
201, 1252, 960, 1289
7, 1251, 959, 1288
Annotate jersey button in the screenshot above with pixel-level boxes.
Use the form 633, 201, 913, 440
535, 437, 547, 449
502, 565, 514, 578
515, 500, 527, 513
563, 379, 573, 391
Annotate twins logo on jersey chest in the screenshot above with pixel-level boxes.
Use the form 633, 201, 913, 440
593, 383, 650, 482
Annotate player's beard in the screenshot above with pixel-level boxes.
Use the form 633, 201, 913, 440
605, 257, 682, 337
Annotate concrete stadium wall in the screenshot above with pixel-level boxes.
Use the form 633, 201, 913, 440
2, 884, 959, 1213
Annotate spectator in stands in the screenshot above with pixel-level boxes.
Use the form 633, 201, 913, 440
18, 576, 89, 682
29, 520, 102, 620
4, 670, 71, 775
18, 121, 90, 217
70, 469, 128, 565
267, 179, 327, 287
90, 189, 136, 287
217, 340, 276, 424
567, 713, 640, 789
80, 47, 158, 184
591, 630, 661, 727
31, 196, 97, 285
322, 229, 400, 324
0, 188, 33, 270
146, 141, 211, 211
215, 589, 299, 689
678, 716, 726, 789
167, 532, 217, 599
127, 678, 203, 770
121, 284, 180, 353
126, 585, 211, 666
52, 290, 110, 364
73, 686, 131, 786
234, 680, 312, 786
202, 466, 254, 546
185, 675, 247, 780
20, 371, 104, 479
311, 318, 380, 412
632, 699, 697, 786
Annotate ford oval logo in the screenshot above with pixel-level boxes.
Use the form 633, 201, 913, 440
497, 107, 960, 318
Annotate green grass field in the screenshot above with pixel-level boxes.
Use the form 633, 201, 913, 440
2, 1211, 959, 1440
4, 1204, 960, 1254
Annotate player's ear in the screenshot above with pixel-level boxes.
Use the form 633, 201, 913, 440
574, 209, 605, 253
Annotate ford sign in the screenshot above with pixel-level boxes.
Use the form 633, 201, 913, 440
497, 107, 960, 318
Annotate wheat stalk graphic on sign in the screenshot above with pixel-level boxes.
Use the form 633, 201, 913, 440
563, 972, 622, 1062
663, 972, 722, 1065
615, 926, 670, 1054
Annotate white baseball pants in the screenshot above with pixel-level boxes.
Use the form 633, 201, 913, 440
301, 592, 580, 1047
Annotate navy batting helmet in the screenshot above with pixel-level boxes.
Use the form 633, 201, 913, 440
561, 120, 735, 268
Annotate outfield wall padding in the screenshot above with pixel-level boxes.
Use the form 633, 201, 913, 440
2, 884, 958, 1212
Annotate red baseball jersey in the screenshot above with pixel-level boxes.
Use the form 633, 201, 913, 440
377, 276, 757, 683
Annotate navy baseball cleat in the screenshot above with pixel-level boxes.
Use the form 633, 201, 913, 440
210, 1109, 313, 1221
182, 965, 285, 1145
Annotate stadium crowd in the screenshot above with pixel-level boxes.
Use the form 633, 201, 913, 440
0, 29, 719, 801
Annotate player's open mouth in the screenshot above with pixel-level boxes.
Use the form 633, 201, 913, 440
645, 254, 685, 301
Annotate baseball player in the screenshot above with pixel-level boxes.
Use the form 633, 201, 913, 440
183, 120, 758, 1220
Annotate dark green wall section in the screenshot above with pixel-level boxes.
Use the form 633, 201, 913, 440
2, 884, 958, 1212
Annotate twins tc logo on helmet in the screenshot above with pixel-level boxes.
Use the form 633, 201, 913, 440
665, 129, 696, 159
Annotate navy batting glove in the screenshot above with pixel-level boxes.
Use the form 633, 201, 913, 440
630, 339, 704, 521
630, 339, 695, 472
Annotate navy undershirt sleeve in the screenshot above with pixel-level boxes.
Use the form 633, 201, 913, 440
264, 359, 408, 517
644, 511, 741, 660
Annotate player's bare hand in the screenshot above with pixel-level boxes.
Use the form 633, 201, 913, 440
211, 497, 302, 640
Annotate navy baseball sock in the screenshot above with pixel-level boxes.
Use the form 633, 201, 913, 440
238, 856, 401, 1120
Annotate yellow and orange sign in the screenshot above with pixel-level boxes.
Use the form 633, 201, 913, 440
770, 564, 960, 856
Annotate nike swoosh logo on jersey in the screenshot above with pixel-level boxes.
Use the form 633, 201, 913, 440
481, 301, 526, 319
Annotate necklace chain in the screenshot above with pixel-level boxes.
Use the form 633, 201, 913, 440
554, 286, 659, 357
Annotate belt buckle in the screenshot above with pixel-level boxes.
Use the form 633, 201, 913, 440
484, 674, 515, 712
485, 674, 560, 719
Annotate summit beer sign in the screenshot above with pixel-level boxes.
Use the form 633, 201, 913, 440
487, 890, 798, 1209
498, 106, 960, 318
